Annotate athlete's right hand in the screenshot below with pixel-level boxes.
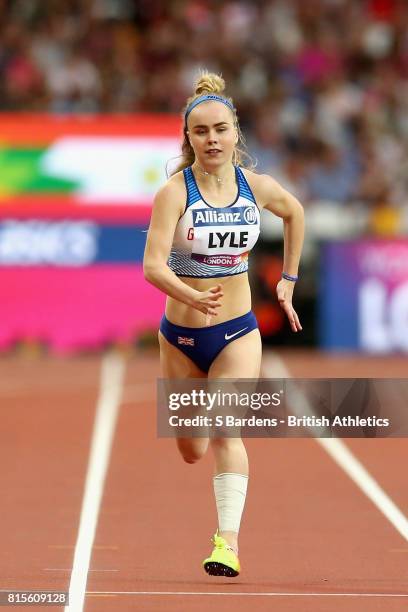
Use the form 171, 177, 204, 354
190, 284, 223, 316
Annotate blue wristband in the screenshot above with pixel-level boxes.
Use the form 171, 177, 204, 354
282, 272, 298, 282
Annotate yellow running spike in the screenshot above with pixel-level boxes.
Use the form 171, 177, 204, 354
203, 533, 241, 577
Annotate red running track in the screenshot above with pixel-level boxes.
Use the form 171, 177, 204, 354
1, 350, 407, 611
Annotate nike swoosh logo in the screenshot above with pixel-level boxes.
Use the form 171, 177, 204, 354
225, 327, 248, 341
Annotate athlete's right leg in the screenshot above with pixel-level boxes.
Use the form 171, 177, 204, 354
158, 331, 209, 464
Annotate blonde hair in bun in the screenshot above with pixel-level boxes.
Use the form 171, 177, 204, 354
169, 69, 255, 175
194, 71, 226, 96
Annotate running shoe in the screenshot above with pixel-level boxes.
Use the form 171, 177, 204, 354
203, 532, 240, 577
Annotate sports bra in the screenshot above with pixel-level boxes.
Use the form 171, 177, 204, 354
167, 165, 260, 278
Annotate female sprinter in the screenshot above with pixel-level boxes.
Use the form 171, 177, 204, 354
143, 71, 304, 577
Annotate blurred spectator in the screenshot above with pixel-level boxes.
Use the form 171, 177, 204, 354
46, 48, 102, 112
0, 0, 407, 209
306, 140, 360, 203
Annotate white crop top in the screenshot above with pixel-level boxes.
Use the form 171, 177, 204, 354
168, 166, 260, 278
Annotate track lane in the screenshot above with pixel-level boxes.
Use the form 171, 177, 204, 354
346, 438, 408, 541
84, 351, 408, 611
0, 356, 101, 609
3, 350, 404, 611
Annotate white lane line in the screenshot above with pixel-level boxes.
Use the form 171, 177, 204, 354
85, 591, 408, 598
262, 353, 408, 543
318, 438, 408, 541
65, 352, 126, 612
45, 568, 118, 572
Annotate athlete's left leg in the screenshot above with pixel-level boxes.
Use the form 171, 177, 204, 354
207, 328, 262, 555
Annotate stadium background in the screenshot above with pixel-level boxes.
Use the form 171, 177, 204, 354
1, 0, 407, 354
1, 1, 408, 611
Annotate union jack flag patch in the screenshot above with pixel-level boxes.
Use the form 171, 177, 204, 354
177, 336, 195, 346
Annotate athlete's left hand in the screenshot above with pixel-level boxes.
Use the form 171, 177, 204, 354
276, 279, 302, 332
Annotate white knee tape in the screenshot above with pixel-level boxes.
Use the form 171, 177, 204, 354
213, 472, 248, 533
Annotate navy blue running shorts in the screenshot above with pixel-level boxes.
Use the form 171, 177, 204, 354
159, 311, 258, 373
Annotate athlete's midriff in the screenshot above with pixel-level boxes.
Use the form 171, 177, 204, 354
165, 271, 252, 327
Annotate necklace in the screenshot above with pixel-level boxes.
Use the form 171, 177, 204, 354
194, 163, 232, 184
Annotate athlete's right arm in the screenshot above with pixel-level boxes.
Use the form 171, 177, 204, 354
143, 180, 223, 316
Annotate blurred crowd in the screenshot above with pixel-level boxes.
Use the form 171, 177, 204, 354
0, 0, 407, 219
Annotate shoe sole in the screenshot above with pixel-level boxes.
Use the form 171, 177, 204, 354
203, 561, 239, 577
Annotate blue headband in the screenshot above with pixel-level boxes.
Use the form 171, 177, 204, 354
184, 94, 235, 125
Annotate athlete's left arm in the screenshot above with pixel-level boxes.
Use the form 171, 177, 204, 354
256, 174, 305, 333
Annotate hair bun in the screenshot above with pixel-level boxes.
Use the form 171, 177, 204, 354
194, 70, 225, 96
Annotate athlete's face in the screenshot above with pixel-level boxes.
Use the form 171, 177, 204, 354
186, 101, 238, 168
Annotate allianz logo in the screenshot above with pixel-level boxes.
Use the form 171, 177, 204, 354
193, 206, 257, 225
0, 221, 98, 265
